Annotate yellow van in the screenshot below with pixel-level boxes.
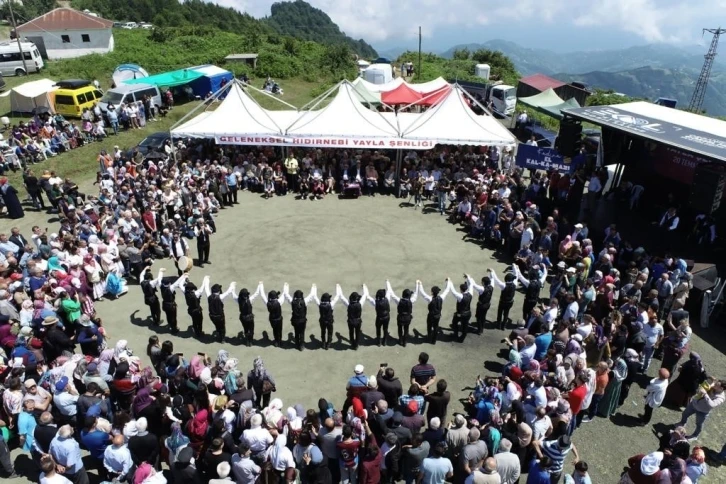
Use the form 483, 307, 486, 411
53, 80, 104, 118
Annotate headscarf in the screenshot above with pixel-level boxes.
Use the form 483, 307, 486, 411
263, 398, 284, 427
640, 451, 664, 476
625, 348, 639, 361
114, 340, 129, 363
517, 422, 533, 447
200, 367, 212, 385
253, 357, 266, 379
98, 348, 115, 378
217, 350, 229, 367
133, 462, 153, 484
689, 352, 704, 373
559, 235, 572, 254
166, 422, 190, 454
47, 256, 64, 273
133, 388, 154, 416
187, 409, 209, 440
188, 355, 206, 379
270, 434, 294, 471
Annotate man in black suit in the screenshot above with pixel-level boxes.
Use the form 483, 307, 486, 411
348, 158, 365, 183
9, 227, 28, 255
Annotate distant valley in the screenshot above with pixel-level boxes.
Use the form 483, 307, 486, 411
434, 39, 726, 115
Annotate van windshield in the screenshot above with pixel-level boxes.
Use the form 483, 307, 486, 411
101, 91, 124, 104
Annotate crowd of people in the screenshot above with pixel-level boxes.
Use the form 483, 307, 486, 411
0, 138, 722, 484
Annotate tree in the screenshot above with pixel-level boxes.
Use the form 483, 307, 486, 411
452, 48, 470, 60
586, 89, 635, 106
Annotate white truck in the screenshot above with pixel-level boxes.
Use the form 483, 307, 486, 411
454, 79, 517, 117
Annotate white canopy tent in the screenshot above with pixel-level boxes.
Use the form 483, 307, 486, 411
285, 82, 402, 148
171, 82, 286, 144
402, 85, 517, 147
0, 78, 58, 114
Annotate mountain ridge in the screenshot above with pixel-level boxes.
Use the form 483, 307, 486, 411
440, 39, 726, 115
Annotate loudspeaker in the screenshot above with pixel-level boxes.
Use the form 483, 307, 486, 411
558, 118, 582, 157
690, 164, 726, 214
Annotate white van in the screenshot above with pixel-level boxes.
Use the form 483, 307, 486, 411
99, 82, 162, 112
0, 41, 44, 76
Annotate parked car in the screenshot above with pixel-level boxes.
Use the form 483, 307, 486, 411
139, 23, 154, 29
121, 22, 137, 29
127, 132, 171, 158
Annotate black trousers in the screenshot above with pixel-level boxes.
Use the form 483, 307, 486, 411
146, 297, 161, 325
348, 323, 361, 349
270, 319, 283, 345
496, 302, 513, 330
643, 403, 655, 423
398, 319, 411, 346
320, 321, 333, 347
427, 314, 440, 343
452, 311, 471, 342
189, 309, 204, 336
197, 242, 210, 264
293, 323, 306, 350
241, 315, 255, 343
210, 314, 225, 341
475, 304, 490, 333
229, 186, 238, 203
523, 298, 538, 320
162, 302, 178, 331
376, 317, 390, 343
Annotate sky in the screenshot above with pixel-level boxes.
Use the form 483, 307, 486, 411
216, 0, 725, 53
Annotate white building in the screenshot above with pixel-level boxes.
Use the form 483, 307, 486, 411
15, 7, 114, 60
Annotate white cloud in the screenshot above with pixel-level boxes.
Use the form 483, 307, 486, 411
212, 0, 726, 44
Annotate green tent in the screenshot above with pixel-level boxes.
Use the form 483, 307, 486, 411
538, 97, 581, 120
351, 78, 382, 106
124, 68, 204, 88
518, 88, 581, 120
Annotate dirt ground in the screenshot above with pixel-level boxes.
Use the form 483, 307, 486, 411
6, 191, 726, 483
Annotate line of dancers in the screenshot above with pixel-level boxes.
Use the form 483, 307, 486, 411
138, 264, 546, 349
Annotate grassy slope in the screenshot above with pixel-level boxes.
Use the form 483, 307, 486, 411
1, 72, 319, 187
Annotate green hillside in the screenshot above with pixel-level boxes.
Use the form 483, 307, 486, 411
265, 0, 377, 59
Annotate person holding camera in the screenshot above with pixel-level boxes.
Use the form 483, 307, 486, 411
194, 219, 213, 267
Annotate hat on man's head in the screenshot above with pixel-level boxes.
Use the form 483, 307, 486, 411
78, 315, 92, 327
87, 362, 98, 374
55, 376, 69, 392
176, 446, 194, 465
24, 379, 37, 389
42, 316, 59, 326
354, 364, 364, 374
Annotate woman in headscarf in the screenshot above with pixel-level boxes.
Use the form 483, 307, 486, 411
84, 253, 106, 301
664, 352, 708, 409
263, 398, 285, 429
185, 408, 209, 457
598, 357, 628, 418
268, 434, 297, 482
483, 410, 502, 454
248, 357, 275, 409
558, 235, 573, 260
105, 266, 127, 299
222, 357, 240, 396
619, 349, 643, 406
109, 339, 130, 374
285, 405, 304, 448
98, 348, 115, 382
164, 422, 190, 467
133, 387, 163, 436
215, 349, 229, 377
0, 177, 24, 219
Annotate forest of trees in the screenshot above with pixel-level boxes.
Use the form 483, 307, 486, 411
265, 0, 377, 58
70, 0, 268, 34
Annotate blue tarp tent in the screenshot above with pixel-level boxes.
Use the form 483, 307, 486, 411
188, 65, 234, 97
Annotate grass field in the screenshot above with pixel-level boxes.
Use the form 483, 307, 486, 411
1, 71, 321, 187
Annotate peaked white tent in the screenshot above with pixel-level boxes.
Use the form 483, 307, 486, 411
0, 78, 58, 113
171, 82, 285, 144
402, 85, 517, 147
353, 76, 404, 93
285, 82, 401, 148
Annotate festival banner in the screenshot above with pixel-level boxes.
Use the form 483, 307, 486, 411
215, 135, 438, 149
515, 143, 573, 173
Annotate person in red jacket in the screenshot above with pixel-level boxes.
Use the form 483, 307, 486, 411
564, 371, 588, 435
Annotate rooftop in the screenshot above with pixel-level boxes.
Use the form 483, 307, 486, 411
518, 73, 567, 92
16, 7, 114, 32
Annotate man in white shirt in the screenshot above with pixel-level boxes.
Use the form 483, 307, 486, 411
242, 414, 273, 456
526, 135, 538, 147
642, 317, 664, 372
520, 223, 534, 250
641, 368, 670, 424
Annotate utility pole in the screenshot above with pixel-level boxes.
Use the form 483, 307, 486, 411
7, 0, 29, 75
417, 26, 422, 81
689, 27, 726, 113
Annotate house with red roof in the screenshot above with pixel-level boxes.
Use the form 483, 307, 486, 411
16, 7, 114, 60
